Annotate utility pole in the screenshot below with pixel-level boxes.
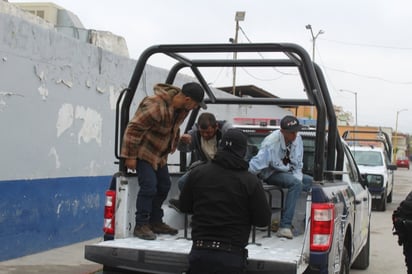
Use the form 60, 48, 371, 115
339, 89, 358, 127
393, 108, 407, 163
305, 24, 324, 62
340, 89, 358, 142
305, 24, 324, 119
231, 11, 245, 95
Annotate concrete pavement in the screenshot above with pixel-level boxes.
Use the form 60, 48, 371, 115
0, 238, 102, 274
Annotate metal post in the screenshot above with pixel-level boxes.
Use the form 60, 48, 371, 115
305, 24, 324, 118
393, 109, 407, 163
232, 11, 245, 95
339, 89, 358, 124
340, 89, 358, 142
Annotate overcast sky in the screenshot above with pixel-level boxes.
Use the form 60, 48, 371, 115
11, 0, 412, 133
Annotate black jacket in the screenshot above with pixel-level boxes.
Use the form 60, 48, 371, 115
179, 150, 271, 248
393, 191, 412, 247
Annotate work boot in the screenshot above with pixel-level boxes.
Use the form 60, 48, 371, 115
133, 224, 156, 240
150, 222, 178, 235
276, 227, 293, 239
168, 198, 181, 212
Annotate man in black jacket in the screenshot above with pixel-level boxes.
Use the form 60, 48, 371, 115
179, 128, 271, 274
393, 190, 412, 274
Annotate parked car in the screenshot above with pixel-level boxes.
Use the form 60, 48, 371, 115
397, 156, 410, 169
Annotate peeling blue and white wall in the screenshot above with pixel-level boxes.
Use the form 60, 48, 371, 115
0, 2, 158, 261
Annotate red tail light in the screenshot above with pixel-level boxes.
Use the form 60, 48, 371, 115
310, 203, 335, 251
103, 190, 116, 235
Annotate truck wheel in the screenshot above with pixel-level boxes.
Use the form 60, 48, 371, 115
340, 245, 350, 274
352, 226, 370, 269
387, 189, 393, 203
379, 191, 387, 211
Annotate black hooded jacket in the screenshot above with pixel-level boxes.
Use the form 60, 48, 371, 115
179, 150, 271, 248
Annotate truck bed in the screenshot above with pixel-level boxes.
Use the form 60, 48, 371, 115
85, 226, 308, 273
86, 193, 310, 274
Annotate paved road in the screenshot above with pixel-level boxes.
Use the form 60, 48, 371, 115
0, 238, 102, 274
0, 168, 410, 274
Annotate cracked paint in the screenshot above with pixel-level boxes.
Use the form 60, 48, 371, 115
109, 86, 121, 110
38, 85, 48, 100
48, 147, 61, 169
0, 91, 24, 111
56, 103, 74, 137
75, 105, 102, 145
56, 79, 73, 88
34, 64, 45, 81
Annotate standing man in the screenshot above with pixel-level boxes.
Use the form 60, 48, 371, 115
180, 128, 271, 274
121, 82, 205, 240
249, 115, 312, 239
393, 190, 412, 274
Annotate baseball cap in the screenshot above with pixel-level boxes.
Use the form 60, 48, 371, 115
280, 115, 303, 132
181, 82, 206, 109
220, 128, 248, 158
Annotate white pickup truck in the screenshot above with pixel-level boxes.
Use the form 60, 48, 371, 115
342, 130, 397, 211
85, 43, 372, 274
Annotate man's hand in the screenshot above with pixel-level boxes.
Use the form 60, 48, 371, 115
125, 158, 137, 171
180, 134, 192, 144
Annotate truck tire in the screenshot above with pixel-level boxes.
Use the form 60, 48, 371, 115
340, 245, 350, 274
387, 189, 393, 203
352, 226, 370, 269
379, 190, 387, 211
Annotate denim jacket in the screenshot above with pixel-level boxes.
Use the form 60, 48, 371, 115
248, 130, 304, 181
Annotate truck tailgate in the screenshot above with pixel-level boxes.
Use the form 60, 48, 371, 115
85, 229, 309, 274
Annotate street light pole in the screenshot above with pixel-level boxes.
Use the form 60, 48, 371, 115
339, 89, 358, 127
232, 11, 245, 95
393, 108, 408, 163
340, 89, 358, 142
305, 24, 325, 62
305, 24, 324, 119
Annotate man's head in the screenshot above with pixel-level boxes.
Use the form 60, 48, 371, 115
280, 115, 302, 143
181, 82, 206, 110
220, 128, 247, 158
197, 112, 218, 140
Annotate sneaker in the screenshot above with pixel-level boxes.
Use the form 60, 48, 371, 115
276, 227, 293, 239
150, 222, 178, 235
168, 198, 181, 212
133, 224, 156, 240
271, 219, 280, 232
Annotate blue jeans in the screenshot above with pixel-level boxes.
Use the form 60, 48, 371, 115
265, 172, 312, 228
135, 160, 171, 225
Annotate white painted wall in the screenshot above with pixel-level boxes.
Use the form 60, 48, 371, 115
0, 3, 290, 181
0, 9, 136, 181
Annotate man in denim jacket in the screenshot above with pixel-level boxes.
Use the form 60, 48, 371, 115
249, 115, 312, 239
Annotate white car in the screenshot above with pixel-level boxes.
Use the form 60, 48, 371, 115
350, 145, 397, 211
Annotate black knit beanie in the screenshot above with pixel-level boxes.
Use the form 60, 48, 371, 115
220, 128, 247, 158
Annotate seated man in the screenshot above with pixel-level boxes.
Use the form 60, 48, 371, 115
169, 112, 231, 210
249, 115, 312, 239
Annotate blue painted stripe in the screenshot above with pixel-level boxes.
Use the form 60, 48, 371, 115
0, 175, 111, 261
